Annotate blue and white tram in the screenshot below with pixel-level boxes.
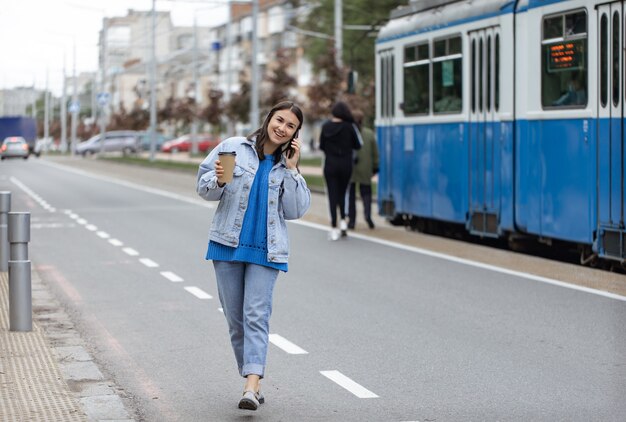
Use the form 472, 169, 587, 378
375, 0, 626, 263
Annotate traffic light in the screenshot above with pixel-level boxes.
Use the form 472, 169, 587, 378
347, 70, 358, 94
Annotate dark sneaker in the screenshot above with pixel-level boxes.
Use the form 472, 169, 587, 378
366, 219, 375, 229
238, 391, 260, 411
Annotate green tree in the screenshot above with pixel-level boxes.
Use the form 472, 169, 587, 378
301, 0, 407, 94
264, 48, 297, 112
225, 72, 251, 126
200, 89, 225, 134
305, 42, 345, 122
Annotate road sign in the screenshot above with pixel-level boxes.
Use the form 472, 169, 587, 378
68, 100, 80, 113
97, 92, 110, 107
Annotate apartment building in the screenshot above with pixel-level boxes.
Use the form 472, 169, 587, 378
97, 2, 312, 130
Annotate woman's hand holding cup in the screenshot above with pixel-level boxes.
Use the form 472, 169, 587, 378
217, 151, 237, 186
215, 159, 225, 187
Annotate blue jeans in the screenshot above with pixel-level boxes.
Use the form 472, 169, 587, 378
212, 261, 279, 378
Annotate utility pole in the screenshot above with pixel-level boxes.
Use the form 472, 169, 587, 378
149, 0, 158, 162
250, 0, 259, 130
99, 17, 107, 157
190, 16, 199, 156
225, 1, 233, 134
44, 70, 49, 144
70, 41, 78, 156
60, 53, 67, 153
335, 0, 342, 67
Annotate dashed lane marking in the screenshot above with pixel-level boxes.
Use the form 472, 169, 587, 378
108, 239, 123, 247
269, 334, 308, 354
85, 224, 98, 231
160, 271, 183, 282
320, 370, 379, 399
139, 258, 159, 268
96, 231, 110, 239
184, 286, 212, 299
122, 247, 139, 256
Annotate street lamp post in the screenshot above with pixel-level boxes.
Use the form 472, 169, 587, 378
250, 0, 259, 130
190, 16, 199, 156
149, 0, 158, 162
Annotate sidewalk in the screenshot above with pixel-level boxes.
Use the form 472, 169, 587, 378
0, 270, 134, 421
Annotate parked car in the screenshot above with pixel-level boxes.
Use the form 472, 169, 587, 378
136, 132, 174, 151
75, 131, 140, 156
161, 134, 220, 153
1, 136, 29, 160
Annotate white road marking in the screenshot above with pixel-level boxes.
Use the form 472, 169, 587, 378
76, 218, 87, 225
31, 223, 76, 229
320, 370, 379, 399
160, 271, 183, 282
184, 286, 212, 299
85, 224, 98, 231
122, 247, 139, 256
139, 258, 159, 268
9, 176, 56, 212
69, 213, 79, 219
108, 239, 123, 247
218, 308, 224, 313
269, 334, 308, 354
96, 231, 110, 239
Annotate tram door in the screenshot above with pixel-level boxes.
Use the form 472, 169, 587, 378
469, 27, 501, 236
597, 4, 626, 260
378, 49, 396, 217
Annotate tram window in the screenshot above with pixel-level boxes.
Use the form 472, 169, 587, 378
495, 34, 500, 111
612, 12, 619, 107
487, 35, 492, 111
541, 10, 587, 109
600, 15, 607, 107
433, 35, 463, 114
543, 16, 562, 40
479, 38, 483, 112
471, 39, 476, 113
391, 55, 396, 117
403, 43, 430, 115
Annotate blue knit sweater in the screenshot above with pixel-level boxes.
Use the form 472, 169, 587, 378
206, 154, 288, 272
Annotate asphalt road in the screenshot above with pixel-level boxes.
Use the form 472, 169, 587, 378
1, 157, 625, 421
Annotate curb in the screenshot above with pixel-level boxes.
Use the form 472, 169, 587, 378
0, 267, 136, 422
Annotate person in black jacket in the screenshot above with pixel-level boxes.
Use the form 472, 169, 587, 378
319, 101, 362, 240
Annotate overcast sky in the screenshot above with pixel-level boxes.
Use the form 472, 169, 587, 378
0, 0, 228, 96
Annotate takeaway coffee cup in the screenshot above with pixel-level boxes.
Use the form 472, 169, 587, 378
217, 151, 236, 184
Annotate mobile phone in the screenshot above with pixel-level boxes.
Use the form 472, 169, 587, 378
284, 130, 299, 159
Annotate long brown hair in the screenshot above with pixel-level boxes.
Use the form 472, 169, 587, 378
248, 101, 304, 164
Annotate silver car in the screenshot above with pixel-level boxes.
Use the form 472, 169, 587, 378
1, 137, 29, 160
75, 131, 140, 156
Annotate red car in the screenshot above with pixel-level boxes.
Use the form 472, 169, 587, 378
161, 134, 220, 153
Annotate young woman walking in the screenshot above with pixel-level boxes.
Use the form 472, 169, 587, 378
319, 101, 362, 240
196, 101, 310, 410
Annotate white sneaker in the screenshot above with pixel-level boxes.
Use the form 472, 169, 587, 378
328, 228, 341, 241
340, 220, 348, 237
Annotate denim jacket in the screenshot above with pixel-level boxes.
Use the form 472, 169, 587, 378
196, 136, 311, 263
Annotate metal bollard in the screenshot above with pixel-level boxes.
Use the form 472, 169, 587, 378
8, 212, 31, 331
0, 191, 10, 272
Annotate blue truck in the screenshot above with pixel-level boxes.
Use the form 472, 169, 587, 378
0, 116, 38, 156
